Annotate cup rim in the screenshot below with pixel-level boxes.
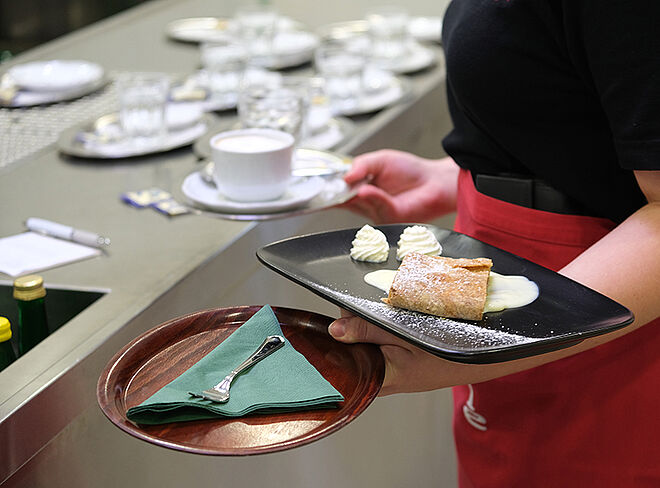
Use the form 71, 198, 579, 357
210, 127, 295, 154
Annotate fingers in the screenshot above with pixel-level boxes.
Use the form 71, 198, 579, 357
331, 310, 439, 396
329, 314, 404, 346
344, 149, 414, 186
343, 151, 386, 185
341, 183, 399, 223
329, 314, 414, 397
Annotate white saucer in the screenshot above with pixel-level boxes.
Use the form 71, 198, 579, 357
60, 120, 209, 159
332, 72, 408, 116
82, 104, 203, 144
302, 118, 352, 151
166, 103, 204, 130
307, 104, 333, 134
182, 173, 326, 213
409, 16, 443, 43
267, 31, 319, 69
166, 16, 301, 43
178, 70, 239, 112
9, 60, 104, 92
180, 68, 283, 112
371, 43, 436, 74
292, 147, 352, 176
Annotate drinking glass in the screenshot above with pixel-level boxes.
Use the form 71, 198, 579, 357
235, 3, 278, 67
314, 39, 366, 113
273, 76, 317, 139
200, 40, 248, 105
366, 5, 411, 67
118, 73, 169, 145
304, 77, 331, 137
238, 84, 305, 142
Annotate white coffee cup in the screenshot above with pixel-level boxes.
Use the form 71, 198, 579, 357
210, 128, 295, 202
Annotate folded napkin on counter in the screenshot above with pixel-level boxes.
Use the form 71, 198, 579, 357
126, 305, 344, 425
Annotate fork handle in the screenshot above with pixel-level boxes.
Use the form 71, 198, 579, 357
231, 335, 286, 376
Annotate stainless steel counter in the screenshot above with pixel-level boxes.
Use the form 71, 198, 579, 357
0, 0, 457, 486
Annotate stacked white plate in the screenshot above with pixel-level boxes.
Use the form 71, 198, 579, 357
1, 60, 106, 107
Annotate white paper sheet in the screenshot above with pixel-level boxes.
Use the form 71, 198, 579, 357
0, 232, 101, 277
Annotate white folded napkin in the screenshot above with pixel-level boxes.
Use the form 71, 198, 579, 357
0, 232, 101, 277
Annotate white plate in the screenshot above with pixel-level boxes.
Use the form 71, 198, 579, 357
83, 122, 207, 159
166, 17, 316, 69
307, 104, 333, 134
166, 16, 301, 43
409, 16, 443, 43
8, 60, 104, 92
317, 18, 442, 44
58, 119, 209, 159
370, 42, 436, 74
302, 118, 353, 151
267, 31, 319, 69
333, 71, 409, 116
177, 71, 239, 112
2, 75, 108, 108
182, 173, 326, 213
166, 102, 204, 130
166, 17, 233, 43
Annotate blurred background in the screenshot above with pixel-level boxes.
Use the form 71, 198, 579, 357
0, 0, 152, 60
0, 1, 456, 486
0, 0, 452, 61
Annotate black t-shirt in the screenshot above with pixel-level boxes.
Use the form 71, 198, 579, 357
441, 0, 660, 222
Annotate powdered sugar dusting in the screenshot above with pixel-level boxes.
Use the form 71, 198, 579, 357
321, 284, 534, 349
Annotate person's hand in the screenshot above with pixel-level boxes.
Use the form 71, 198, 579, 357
341, 150, 460, 224
329, 310, 473, 396
329, 309, 618, 395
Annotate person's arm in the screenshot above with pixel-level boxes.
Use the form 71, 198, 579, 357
329, 170, 660, 396
341, 150, 460, 223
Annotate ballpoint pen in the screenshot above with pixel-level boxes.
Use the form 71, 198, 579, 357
25, 217, 111, 248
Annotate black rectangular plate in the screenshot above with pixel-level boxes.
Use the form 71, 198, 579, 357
256, 224, 634, 364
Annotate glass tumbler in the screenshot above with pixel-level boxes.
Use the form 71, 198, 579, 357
200, 40, 248, 105
118, 73, 169, 145
238, 84, 305, 142
366, 5, 411, 67
314, 39, 367, 113
235, 3, 278, 67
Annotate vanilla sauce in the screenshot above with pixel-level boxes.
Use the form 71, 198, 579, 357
363, 269, 539, 313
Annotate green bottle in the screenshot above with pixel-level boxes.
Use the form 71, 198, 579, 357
0, 316, 17, 371
13, 275, 49, 355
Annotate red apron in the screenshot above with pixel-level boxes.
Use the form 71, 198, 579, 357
452, 169, 660, 487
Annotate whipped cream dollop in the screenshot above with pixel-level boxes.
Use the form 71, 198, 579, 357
396, 225, 442, 260
350, 224, 390, 262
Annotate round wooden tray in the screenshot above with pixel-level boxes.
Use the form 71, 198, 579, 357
97, 305, 384, 455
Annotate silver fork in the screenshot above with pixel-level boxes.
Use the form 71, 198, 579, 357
189, 335, 285, 403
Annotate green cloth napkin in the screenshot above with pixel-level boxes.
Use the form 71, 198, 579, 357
126, 305, 344, 425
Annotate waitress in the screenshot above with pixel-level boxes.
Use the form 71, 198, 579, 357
329, 1, 660, 486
